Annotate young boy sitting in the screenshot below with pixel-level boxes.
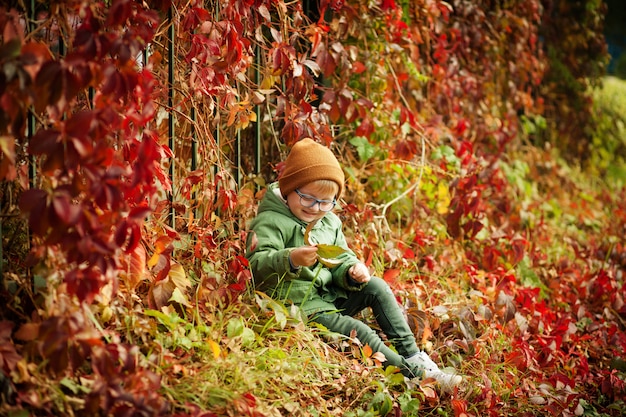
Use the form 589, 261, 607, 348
245, 138, 462, 392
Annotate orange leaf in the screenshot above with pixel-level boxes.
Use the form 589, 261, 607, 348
451, 398, 469, 417
362, 344, 373, 359
383, 268, 401, 284
421, 321, 433, 344
126, 244, 146, 290
14, 323, 39, 341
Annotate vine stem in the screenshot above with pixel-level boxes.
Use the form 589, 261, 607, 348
366, 57, 429, 235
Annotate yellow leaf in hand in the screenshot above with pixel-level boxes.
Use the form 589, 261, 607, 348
304, 219, 317, 245
316, 244, 347, 259
304, 219, 347, 267
317, 256, 343, 268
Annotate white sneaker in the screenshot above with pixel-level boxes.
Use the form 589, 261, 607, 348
406, 352, 462, 393
406, 351, 439, 371
424, 368, 463, 393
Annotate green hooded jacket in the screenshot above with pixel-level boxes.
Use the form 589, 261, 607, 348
245, 182, 366, 315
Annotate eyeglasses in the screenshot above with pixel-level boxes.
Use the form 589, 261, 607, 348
295, 189, 336, 212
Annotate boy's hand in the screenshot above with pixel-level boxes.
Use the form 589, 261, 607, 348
349, 263, 371, 283
290, 246, 318, 268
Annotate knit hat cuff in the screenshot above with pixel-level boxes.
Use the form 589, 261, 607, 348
279, 164, 344, 197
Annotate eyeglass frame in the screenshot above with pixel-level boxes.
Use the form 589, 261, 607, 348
295, 189, 336, 212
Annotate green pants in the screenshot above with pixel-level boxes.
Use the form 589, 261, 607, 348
310, 277, 422, 378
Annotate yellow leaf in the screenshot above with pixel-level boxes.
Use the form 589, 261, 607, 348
316, 243, 347, 259
147, 251, 160, 268
208, 339, 221, 359
436, 181, 450, 214
304, 220, 346, 266
169, 287, 189, 306
0, 135, 16, 163
169, 263, 190, 289
317, 256, 342, 268
260, 75, 277, 90
303, 219, 317, 245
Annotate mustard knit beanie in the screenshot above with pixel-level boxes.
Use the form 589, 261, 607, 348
278, 138, 345, 198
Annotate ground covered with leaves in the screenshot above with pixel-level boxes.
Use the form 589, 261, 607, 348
3, 82, 626, 416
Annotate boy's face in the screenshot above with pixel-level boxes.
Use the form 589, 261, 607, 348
286, 182, 336, 223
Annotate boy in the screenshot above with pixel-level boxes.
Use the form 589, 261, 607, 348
245, 138, 462, 392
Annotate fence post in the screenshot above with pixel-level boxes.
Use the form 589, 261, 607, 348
168, 6, 176, 229
255, 45, 262, 184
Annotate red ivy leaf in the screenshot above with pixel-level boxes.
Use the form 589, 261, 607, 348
510, 237, 527, 265
19, 189, 49, 236
394, 139, 418, 160
0, 321, 14, 341
0, 324, 22, 372
29, 128, 61, 156
381, 0, 396, 11
115, 219, 142, 252
129, 205, 152, 221
383, 269, 401, 286
65, 268, 107, 305
106, 0, 133, 27
451, 398, 469, 417
352, 61, 366, 74
52, 192, 82, 226
355, 117, 373, 138
182, 7, 212, 31
65, 111, 95, 157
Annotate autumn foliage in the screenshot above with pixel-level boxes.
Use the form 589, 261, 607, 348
0, 0, 624, 416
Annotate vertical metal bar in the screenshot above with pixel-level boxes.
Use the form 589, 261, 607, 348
168, 6, 175, 228
28, 113, 36, 188
235, 130, 241, 188
28, 0, 37, 188
24, 0, 37, 290
191, 106, 198, 171
255, 45, 261, 183
213, 1, 220, 186
214, 125, 220, 180
191, 105, 198, 223
0, 218, 3, 280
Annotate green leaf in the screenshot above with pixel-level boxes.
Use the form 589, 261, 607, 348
60, 377, 90, 394
0, 39, 21, 61
349, 136, 376, 162
241, 327, 256, 347
316, 244, 347, 259
169, 287, 190, 306
227, 317, 245, 338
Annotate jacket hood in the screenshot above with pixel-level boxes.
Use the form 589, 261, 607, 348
257, 182, 302, 221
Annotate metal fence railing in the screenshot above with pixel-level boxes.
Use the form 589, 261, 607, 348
1, 3, 292, 284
